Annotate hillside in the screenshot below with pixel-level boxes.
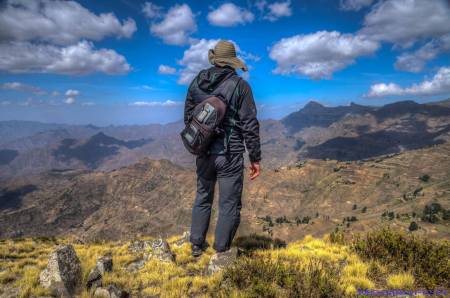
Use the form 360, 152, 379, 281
1, 142, 449, 242
0, 99, 449, 179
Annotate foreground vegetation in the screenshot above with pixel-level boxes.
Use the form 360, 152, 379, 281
0, 229, 448, 297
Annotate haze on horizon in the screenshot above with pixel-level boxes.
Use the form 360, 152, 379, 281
0, 0, 449, 125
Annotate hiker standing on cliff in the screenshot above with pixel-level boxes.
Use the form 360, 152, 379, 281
182, 40, 261, 257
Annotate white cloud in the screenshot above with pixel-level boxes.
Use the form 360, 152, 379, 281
207, 3, 254, 27
1, 101, 11, 106
264, 1, 292, 21
1, 82, 46, 95
365, 66, 450, 97
177, 39, 254, 85
255, 0, 267, 12
0, 0, 136, 45
177, 39, 219, 85
64, 97, 76, 105
0, 41, 131, 75
142, 2, 162, 19
158, 64, 177, 74
51, 91, 60, 96
129, 100, 181, 107
395, 35, 450, 72
82, 102, 95, 106
339, 0, 374, 11
65, 89, 80, 97
150, 4, 196, 46
359, 0, 450, 47
269, 31, 379, 79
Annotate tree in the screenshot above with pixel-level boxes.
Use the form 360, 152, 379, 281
408, 221, 419, 232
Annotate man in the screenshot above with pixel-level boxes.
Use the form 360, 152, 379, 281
184, 40, 261, 257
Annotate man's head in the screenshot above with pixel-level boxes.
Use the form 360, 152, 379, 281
208, 40, 248, 72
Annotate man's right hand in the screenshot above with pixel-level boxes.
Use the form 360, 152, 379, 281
249, 162, 260, 180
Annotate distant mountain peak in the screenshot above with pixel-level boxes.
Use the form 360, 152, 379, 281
303, 101, 325, 110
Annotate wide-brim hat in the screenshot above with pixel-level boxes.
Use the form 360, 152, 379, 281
208, 40, 248, 71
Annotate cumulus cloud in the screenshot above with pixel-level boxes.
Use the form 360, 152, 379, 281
129, 100, 181, 107
142, 2, 162, 19
0, 41, 131, 75
1, 82, 46, 95
150, 4, 196, 46
339, 0, 374, 11
0, 0, 136, 45
65, 89, 80, 97
177, 39, 220, 85
207, 3, 254, 27
395, 35, 450, 72
64, 97, 76, 105
177, 39, 256, 84
269, 31, 379, 79
264, 1, 292, 21
158, 64, 177, 74
359, 0, 450, 47
365, 66, 450, 97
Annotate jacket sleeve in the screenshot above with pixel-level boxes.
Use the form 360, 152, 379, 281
184, 81, 196, 125
238, 80, 262, 162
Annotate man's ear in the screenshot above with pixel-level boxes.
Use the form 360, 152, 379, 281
208, 49, 215, 65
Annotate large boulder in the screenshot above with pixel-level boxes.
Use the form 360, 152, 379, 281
207, 247, 238, 274
39, 245, 82, 297
86, 253, 113, 289
94, 285, 129, 298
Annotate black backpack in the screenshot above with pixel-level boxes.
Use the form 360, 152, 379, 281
181, 76, 241, 155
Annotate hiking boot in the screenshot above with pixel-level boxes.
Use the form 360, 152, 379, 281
191, 242, 209, 257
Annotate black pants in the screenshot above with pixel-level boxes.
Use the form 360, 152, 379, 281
190, 153, 244, 252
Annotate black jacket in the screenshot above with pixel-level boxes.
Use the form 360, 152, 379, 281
184, 66, 261, 162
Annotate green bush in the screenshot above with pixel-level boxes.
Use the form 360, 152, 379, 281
352, 228, 449, 289
408, 221, 419, 231
219, 257, 344, 298
419, 174, 430, 182
233, 234, 286, 254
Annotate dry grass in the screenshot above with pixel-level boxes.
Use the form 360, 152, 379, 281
0, 231, 447, 297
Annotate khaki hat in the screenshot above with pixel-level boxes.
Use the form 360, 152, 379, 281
208, 40, 248, 71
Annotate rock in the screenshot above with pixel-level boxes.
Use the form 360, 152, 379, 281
39, 244, 81, 297
150, 238, 175, 262
126, 258, 146, 272
173, 231, 190, 247
96, 254, 113, 274
87, 254, 113, 289
94, 285, 129, 298
207, 247, 238, 274
126, 238, 175, 272
128, 240, 153, 254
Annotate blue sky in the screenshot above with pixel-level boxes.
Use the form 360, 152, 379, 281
0, 0, 449, 125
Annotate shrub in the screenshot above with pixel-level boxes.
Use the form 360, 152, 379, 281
352, 204, 357, 210
352, 228, 449, 289
233, 234, 286, 254
422, 203, 444, 223
408, 222, 419, 232
219, 257, 344, 298
419, 174, 430, 182
362, 207, 367, 213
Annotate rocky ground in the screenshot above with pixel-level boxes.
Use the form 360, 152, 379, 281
1, 229, 448, 297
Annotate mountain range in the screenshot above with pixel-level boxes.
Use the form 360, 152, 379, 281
0, 99, 449, 180
0, 141, 449, 241
0, 98, 449, 241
